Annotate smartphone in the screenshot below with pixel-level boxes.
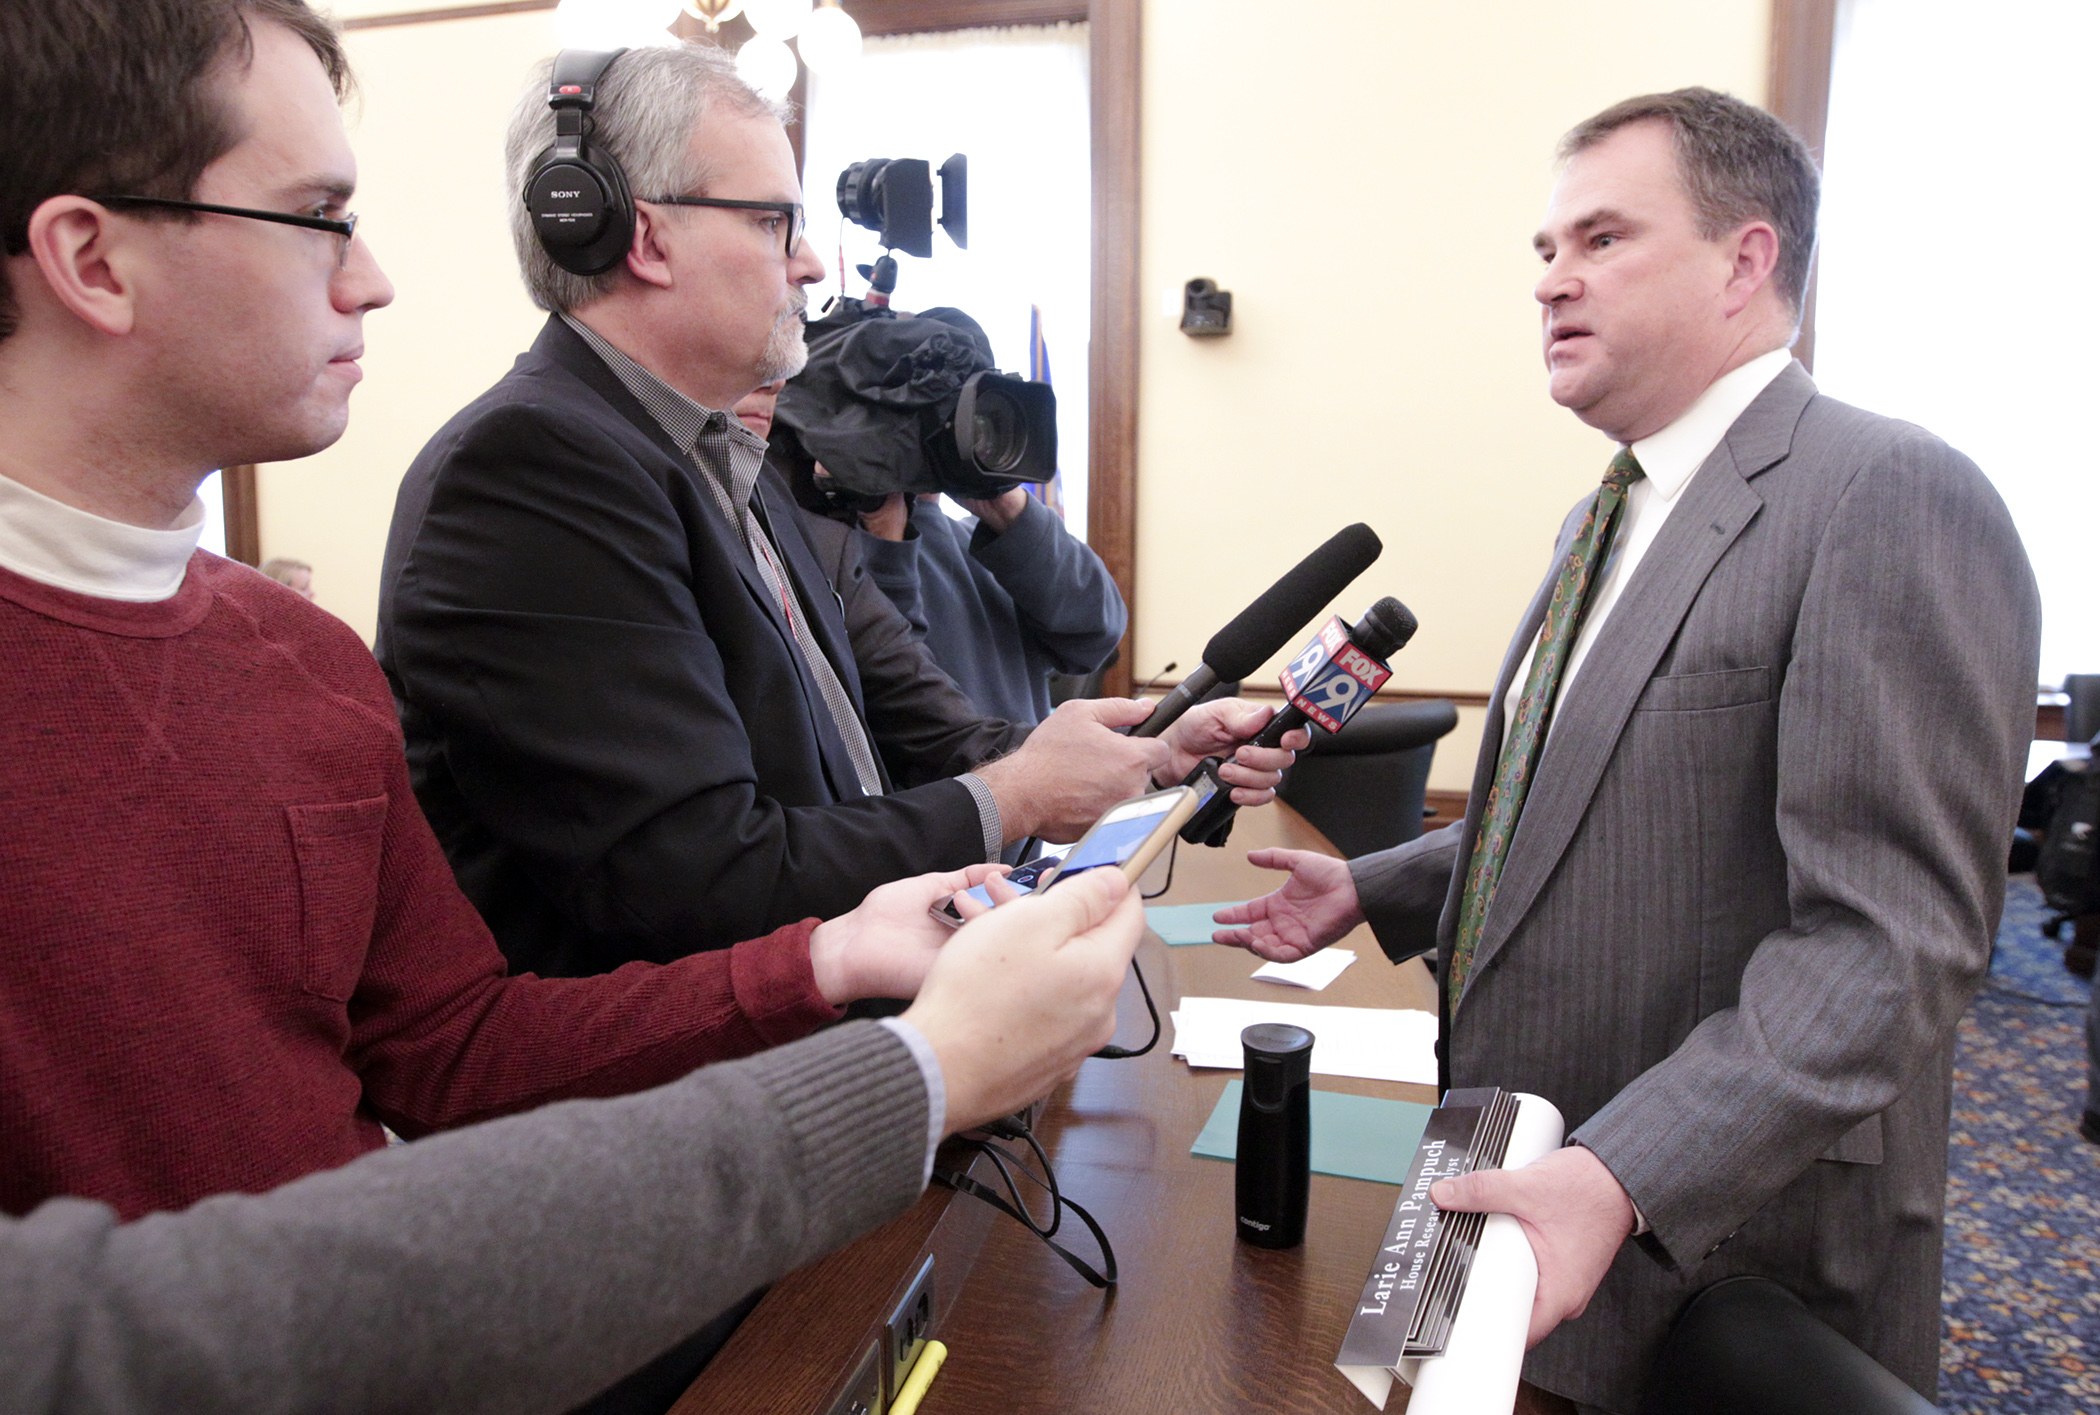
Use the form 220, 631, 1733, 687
930, 782, 1213, 927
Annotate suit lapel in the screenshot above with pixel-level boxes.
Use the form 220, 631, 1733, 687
537, 316, 877, 800
1458, 365, 1813, 994
743, 488, 877, 799
536, 319, 803, 656
1436, 535, 1568, 948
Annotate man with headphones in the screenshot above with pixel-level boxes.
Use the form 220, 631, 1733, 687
377, 43, 1305, 979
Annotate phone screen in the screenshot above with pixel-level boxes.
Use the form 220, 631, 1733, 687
935, 786, 1203, 923
1054, 808, 1174, 878
950, 843, 1073, 911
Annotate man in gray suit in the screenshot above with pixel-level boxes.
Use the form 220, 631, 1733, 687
1216, 89, 2039, 1411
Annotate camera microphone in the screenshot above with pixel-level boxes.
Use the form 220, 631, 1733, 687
1130, 523, 1382, 739
1177, 595, 1419, 845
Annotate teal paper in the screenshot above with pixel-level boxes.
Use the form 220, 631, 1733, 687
1191, 1083, 1433, 1185
1145, 900, 1245, 945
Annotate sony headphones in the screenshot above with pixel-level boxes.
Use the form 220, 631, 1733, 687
524, 48, 634, 277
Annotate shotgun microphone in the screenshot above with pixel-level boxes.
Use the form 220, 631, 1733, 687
1129, 523, 1382, 739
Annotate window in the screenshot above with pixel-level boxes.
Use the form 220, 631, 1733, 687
199, 470, 228, 557
1816, 0, 2100, 682
802, 23, 1093, 524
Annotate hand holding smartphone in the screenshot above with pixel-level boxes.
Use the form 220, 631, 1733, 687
930, 782, 1214, 927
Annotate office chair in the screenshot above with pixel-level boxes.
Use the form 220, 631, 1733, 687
1638, 1276, 1936, 1415
1276, 700, 1458, 857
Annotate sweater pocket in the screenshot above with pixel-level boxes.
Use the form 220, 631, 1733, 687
286, 797, 388, 1002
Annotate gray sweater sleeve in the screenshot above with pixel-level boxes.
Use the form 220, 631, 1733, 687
0, 1021, 926, 1415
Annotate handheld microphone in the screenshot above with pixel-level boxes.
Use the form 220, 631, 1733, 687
1177, 596, 1419, 845
1130, 523, 1382, 739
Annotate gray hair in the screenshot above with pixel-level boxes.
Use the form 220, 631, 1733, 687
1561, 87, 1821, 320
504, 42, 786, 314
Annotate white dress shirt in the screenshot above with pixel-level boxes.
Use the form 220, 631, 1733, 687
1500, 348, 1795, 744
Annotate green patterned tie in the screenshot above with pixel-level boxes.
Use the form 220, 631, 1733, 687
1447, 447, 1644, 1006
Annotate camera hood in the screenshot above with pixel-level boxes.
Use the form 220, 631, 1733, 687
773, 300, 1056, 500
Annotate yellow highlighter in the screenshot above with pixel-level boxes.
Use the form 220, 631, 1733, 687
888, 1338, 949, 1415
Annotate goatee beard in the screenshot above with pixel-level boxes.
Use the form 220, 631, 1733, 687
756, 297, 809, 385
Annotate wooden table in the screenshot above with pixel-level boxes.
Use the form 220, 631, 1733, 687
920, 804, 1441, 1414
676, 804, 1449, 1415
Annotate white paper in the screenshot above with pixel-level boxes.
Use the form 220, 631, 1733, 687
1250, 948, 1357, 991
1168, 996, 1437, 1085
1388, 1094, 1567, 1415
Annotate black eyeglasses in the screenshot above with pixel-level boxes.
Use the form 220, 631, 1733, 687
89, 195, 359, 268
644, 196, 806, 257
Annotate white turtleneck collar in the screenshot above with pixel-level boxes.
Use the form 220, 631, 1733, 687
0, 471, 205, 603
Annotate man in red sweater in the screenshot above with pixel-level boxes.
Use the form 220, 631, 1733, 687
0, 0, 1007, 1226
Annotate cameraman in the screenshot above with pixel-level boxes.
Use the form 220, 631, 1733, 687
739, 378, 1121, 727
849, 485, 1122, 728
759, 293, 1125, 729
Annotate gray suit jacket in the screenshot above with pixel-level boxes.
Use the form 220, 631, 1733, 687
1350, 363, 2039, 1411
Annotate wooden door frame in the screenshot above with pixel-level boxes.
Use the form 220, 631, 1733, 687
221, 465, 262, 565
1766, 0, 1838, 372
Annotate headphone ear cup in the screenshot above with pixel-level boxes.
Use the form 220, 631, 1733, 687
527, 145, 635, 277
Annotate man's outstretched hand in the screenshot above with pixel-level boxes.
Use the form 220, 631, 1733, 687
1209, 847, 1365, 961
1428, 1144, 1637, 1348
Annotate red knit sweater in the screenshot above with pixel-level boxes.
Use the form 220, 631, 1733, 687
0, 554, 839, 1220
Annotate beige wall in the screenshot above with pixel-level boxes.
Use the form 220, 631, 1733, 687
266, 1, 1769, 790
256, 9, 562, 639
1137, 0, 1769, 789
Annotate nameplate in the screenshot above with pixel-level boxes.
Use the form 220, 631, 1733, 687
1335, 1087, 1518, 1386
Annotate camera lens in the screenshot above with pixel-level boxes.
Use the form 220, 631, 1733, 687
835, 159, 889, 231
969, 387, 1029, 473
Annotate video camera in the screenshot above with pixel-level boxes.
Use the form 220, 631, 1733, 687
772, 300, 1056, 506
836, 154, 967, 261
771, 152, 1056, 507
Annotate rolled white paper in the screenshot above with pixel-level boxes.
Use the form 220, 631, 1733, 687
1394, 1092, 1566, 1415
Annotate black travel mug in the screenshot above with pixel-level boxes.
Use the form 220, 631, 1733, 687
1235, 1022, 1313, 1248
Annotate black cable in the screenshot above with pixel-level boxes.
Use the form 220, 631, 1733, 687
935, 1124, 1118, 1289
938, 1160, 1118, 1288
1138, 832, 1177, 900
959, 1124, 1064, 1238
1093, 956, 1161, 1059
1077, 832, 1174, 1061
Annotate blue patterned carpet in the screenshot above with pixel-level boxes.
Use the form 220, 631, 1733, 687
1940, 877, 2098, 1413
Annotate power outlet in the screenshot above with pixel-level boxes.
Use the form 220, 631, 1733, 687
884, 1255, 937, 1405
825, 1339, 883, 1415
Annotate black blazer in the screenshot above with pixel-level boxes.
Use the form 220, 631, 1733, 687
379, 317, 1023, 974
